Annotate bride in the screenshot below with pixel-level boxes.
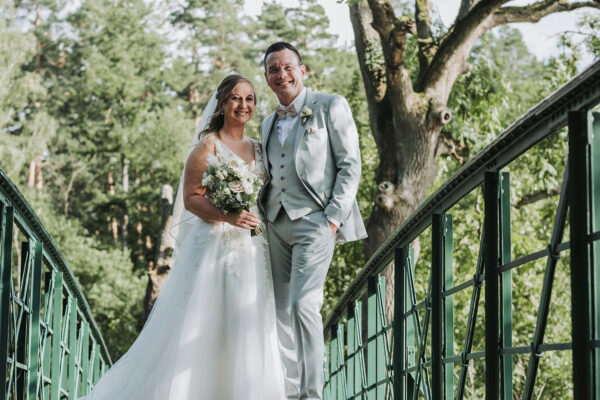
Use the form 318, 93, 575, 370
80, 75, 284, 399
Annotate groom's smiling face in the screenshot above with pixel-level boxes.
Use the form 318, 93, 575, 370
264, 49, 306, 106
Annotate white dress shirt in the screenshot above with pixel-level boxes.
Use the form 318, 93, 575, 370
276, 87, 307, 146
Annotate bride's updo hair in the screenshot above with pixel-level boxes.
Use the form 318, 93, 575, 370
198, 74, 257, 139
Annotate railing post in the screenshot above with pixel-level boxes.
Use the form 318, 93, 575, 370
27, 241, 43, 400
569, 110, 594, 399
0, 204, 14, 400
394, 247, 409, 400
432, 214, 444, 399
330, 325, 338, 398
444, 215, 454, 400
337, 322, 346, 399
591, 112, 600, 398
499, 172, 513, 400
484, 171, 500, 400
367, 275, 386, 399
81, 321, 90, 394
324, 338, 331, 400
51, 271, 63, 400
406, 248, 416, 399
68, 297, 78, 397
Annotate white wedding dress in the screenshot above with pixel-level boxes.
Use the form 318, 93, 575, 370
81, 139, 284, 399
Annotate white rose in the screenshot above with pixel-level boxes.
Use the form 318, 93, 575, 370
223, 187, 231, 196
216, 170, 225, 180
228, 180, 244, 193
242, 182, 253, 194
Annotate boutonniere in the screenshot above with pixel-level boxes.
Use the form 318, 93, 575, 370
300, 107, 313, 125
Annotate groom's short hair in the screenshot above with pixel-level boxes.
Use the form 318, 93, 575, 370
264, 42, 303, 69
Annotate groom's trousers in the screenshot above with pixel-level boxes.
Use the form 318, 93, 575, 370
267, 210, 336, 400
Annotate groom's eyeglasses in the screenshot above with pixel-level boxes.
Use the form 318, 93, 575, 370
267, 64, 301, 76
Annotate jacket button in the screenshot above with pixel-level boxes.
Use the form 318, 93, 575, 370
281, 153, 285, 157
280, 165, 284, 168
281, 189, 286, 193
281, 176, 285, 180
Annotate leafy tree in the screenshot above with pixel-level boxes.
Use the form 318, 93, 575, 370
348, 0, 600, 257
0, 0, 57, 187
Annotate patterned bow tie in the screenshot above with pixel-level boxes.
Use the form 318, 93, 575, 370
276, 104, 297, 119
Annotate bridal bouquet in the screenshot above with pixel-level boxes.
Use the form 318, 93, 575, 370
202, 155, 264, 236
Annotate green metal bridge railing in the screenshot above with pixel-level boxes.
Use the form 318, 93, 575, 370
0, 168, 112, 399
323, 60, 600, 399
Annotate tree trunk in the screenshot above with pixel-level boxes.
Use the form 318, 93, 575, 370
350, 0, 454, 325
121, 156, 129, 252
350, 2, 446, 260
108, 172, 118, 242
144, 184, 174, 319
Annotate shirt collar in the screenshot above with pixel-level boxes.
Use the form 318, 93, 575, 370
278, 87, 307, 114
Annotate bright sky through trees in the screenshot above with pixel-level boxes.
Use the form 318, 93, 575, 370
244, 0, 596, 67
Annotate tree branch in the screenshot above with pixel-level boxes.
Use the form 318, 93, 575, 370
419, 0, 508, 100
350, 0, 395, 166
367, 0, 415, 69
515, 187, 560, 208
458, 0, 478, 19
491, 0, 600, 27
416, 0, 436, 79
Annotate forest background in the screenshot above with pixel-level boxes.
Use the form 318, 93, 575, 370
1, 0, 599, 397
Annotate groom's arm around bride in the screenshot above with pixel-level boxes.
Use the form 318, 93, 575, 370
258, 41, 366, 400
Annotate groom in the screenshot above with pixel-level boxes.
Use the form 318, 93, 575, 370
258, 42, 367, 400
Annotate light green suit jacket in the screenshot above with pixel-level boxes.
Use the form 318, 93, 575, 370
258, 88, 367, 244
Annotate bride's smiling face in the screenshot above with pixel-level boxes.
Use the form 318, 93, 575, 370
223, 82, 255, 126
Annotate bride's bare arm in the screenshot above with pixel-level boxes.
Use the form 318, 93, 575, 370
182, 140, 260, 229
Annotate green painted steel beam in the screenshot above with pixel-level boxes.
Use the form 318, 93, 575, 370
395, 247, 409, 400
330, 325, 339, 398
432, 214, 444, 400
590, 112, 600, 399
347, 303, 357, 398
456, 226, 486, 400
27, 241, 43, 400
81, 321, 90, 394
51, 272, 63, 400
374, 276, 387, 399
591, 112, 600, 399
499, 172, 513, 400
521, 166, 570, 399
68, 297, 78, 396
484, 172, 500, 400
406, 248, 416, 399
0, 204, 14, 399
569, 110, 594, 399
367, 277, 378, 399
337, 322, 346, 399
444, 215, 454, 400
324, 344, 331, 400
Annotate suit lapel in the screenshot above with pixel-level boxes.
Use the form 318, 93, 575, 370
293, 88, 318, 153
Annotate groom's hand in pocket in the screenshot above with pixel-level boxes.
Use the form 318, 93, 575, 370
328, 221, 338, 237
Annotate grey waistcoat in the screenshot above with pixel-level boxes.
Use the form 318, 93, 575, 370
264, 121, 321, 223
